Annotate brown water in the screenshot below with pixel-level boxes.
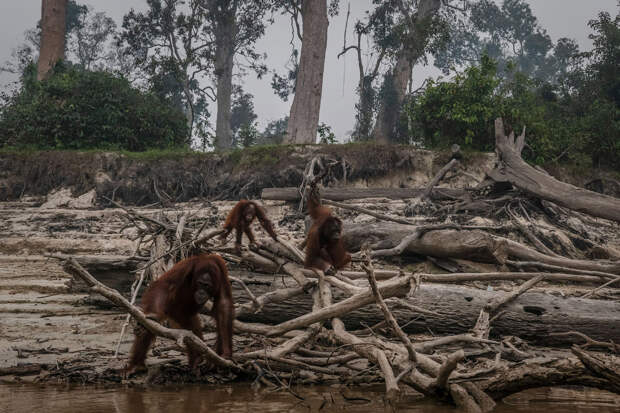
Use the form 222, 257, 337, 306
0, 384, 618, 413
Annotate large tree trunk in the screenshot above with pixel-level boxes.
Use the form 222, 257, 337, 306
214, 15, 236, 150
37, 0, 67, 81
231, 274, 620, 346
354, 76, 376, 140
343, 223, 620, 274
371, 0, 441, 143
490, 119, 620, 223
371, 53, 413, 144
284, 0, 328, 144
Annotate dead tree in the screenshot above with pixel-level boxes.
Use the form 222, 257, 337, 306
488, 118, 620, 223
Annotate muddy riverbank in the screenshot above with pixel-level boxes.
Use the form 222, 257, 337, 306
2, 145, 618, 206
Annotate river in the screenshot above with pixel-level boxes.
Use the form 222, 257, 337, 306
1, 384, 619, 412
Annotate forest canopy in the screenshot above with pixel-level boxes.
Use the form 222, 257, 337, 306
0, 0, 617, 170
405, 8, 619, 169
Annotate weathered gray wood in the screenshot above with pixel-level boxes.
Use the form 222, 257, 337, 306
262, 187, 468, 201
50, 254, 146, 271
490, 118, 620, 222
345, 224, 508, 263
422, 158, 460, 199
0, 364, 43, 376
232, 274, 620, 347
480, 356, 620, 399
342, 223, 620, 274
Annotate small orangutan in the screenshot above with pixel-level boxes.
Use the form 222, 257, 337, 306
304, 189, 351, 273
124, 253, 233, 376
221, 200, 278, 253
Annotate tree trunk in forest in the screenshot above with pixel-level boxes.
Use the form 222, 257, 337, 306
214, 15, 236, 150
355, 76, 376, 140
37, 0, 67, 81
284, 0, 328, 144
182, 79, 195, 138
490, 118, 620, 223
371, 53, 413, 144
230, 275, 620, 346
371, 0, 441, 143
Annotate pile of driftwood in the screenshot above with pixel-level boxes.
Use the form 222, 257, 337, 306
51, 119, 620, 412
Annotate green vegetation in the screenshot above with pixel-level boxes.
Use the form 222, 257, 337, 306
1, 1, 616, 171
0, 63, 189, 151
407, 9, 620, 169
407, 55, 500, 151
317, 123, 337, 144
0, 146, 199, 161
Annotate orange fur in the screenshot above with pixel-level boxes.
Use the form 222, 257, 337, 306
222, 200, 277, 246
125, 254, 233, 374
304, 195, 351, 271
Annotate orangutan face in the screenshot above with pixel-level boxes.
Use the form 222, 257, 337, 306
244, 204, 256, 223
322, 217, 343, 241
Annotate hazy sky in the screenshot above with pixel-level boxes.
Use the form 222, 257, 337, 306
1, 1, 617, 139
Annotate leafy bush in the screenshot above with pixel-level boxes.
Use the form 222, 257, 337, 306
408, 47, 620, 169
407, 55, 500, 151
237, 123, 260, 148
0, 63, 189, 151
317, 122, 337, 144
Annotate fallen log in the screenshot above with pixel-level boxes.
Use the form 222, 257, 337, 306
480, 355, 620, 399
0, 364, 43, 376
488, 118, 620, 223
261, 187, 468, 201
264, 273, 415, 337
50, 254, 146, 271
571, 346, 620, 393
342, 223, 620, 274
231, 274, 620, 346
421, 158, 460, 200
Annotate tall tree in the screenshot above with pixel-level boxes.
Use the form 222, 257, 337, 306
203, 0, 271, 150
434, 0, 576, 83
338, 5, 404, 141
282, 0, 330, 144
121, 0, 270, 148
371, 0, 443, 143
121, 0, 214, 139
573, 9, 620, 168
3, 2, 120, 76
211, 2, 237, 150
69, 7, 117, 70
230, 86, 258, 146
37, 0, 68, 80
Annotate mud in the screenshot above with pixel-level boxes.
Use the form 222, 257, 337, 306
0, 146, 492, 205
1, 384, 619, 412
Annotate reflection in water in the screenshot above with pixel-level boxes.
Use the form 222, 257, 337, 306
0, 384, 619, 413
